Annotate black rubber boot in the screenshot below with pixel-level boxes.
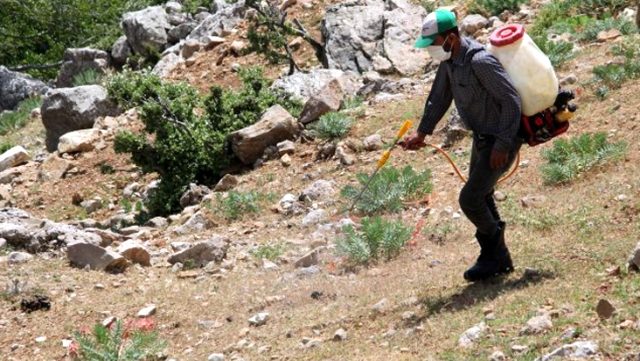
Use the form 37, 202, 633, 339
463, 222, 514, 282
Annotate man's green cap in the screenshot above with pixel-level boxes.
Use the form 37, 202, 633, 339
415, 9, 457, 48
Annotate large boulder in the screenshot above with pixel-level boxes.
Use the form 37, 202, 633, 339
298, 79, 344, 124
0, 66, 50, 112
111, 36, 133, 67
167, 236, 229, 267
271, 69, 362, 103
322, 0, 430, 75
460, 14, 489, 36
188, 0, 247, 41
122, 6, 172, 57
152, 53, 184, 78
227, 105, 302, 164
41, 85, 119, 152
67, 241, 128, 272
57, 129, 102, 154
56, 48, 110, 87
0, 146, 30, 173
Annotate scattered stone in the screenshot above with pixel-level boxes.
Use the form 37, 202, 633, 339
535, 341, 598, 361
628, 241, 640, 271
111, 36, 133, 67
56, 48, 110, 87
363, 134, 383, 151
294, 248, 320, 268
152, 53, 183, 78
335, 143, 355, 165
67, 242, 128, 272
35, 336, 47, 343
122, 6, 171, 57
20, 295, 51, 313
460, 14, 489, 35
333, 328, 347, 341
213, 174, 239, 192
597, 28, 622, 42
94, 283, 105, 290
277, 140, 296, 155
80, 199, 102, 214
0, 238, 6, 249
167, 236, 229, 267
248, 312, 269, 326
489, 351, 506, 361
187, 0, 246, 42
520, 314, 553, 335
298, 79, 344, 124
493, 191, 506, 201
137, 304, 156, 317
117, 240, 151, 266
0, 146, 30, 172
179, 183, 211, 208
168, 22, 198, 43
300, 337, 321, 348
302, 209, 327, 227
280, 153, 292, 167
520, 195, 547, 208
0, 66, 50, 111
173, 210, 215, 235
596, 299, 615, 319
615, 194, 628, 202
458, 322, 486, 348
301, 179, 335, 200
145, 216, 168, 228
208, 353, 225, 361
7, 251, 33, 264
560, 327, 577, 340
228, 105, 301, 164
512, 344, 528, 353
262, 258, 279, 271
271, 69, 362, 104
203, 36, 226, 50
559, 74, 578, 86
371, 298, 389, 314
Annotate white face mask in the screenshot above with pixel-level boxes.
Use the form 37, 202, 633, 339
427, 35, 452, 61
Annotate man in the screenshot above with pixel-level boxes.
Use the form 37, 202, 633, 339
402, 9, 522, 282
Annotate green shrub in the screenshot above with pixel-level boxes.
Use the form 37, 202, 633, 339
217, 191, 263, 220
72, 69, 104, 87
541, 132, 627, 185
0, 97, 42, 136
0, 142, 14, 154
592, 36, 640, 89
108, 67, 300, 216
310, 112, 353, 141
73, 319, 165, 361
533, 36, 576, 67
336, 216, 412, 264
341, 166, 432, 215
250, 243, 285, 261
467, 0, 529, 16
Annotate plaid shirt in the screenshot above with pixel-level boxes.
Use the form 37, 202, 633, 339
417, 37, 522, 152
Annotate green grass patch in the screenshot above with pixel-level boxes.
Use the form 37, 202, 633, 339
336, 216, 412, 265
341, 165, 432, 215
540, 132, 627, 185
250, 243, 286, 261
0, 97, 41, 136
217, 190, 267, 221
467, 0, 529, 17
592, 35, 640, 92
309, 112, 353, 141
72, 68, 104, 87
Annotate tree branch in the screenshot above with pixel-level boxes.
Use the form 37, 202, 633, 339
8, 61, 64, 72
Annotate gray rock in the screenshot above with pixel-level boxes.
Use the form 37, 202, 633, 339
67, 241, 128, 272
8, 251, 33, 264
294, 248, 321, 268
0, 238, 6, 249
165, 1, 182, 13
168, 22, 197, 44
535, 341, 598, 361
371, 298, 389, 314
57, 129, 101, 154
179, 183, 211, 208
596, 299, 615, 319
167, 236, 229, 266
203, 36, 226, 50
302, 179, 335, 201
41, 85, 119, 152
298, 79, 344, 124
460, 14, 489, 35
322, 0, 429, 75
489, 351, 506, 361
363, 134, 383, 151
0, 168, 21, 184
195, 11, 212, 22
559, 74, 577, 86
122, 6, 171, 56
123, 182, 141, 198
0, 66, 50, 112
213, 174, 239, 192
302, 209, 327, 227
111, 36, 133, 67
248, 312, 269, 326
80, 199, 102, 214
181, 39, 201, 59
333, 328, 347, 341
173, 211, 214, 235
278, 193, 303, 215
458, 322, 486, 348
228, 105, 301, 164
152, 53, 183, 78
0, 146, 30, 173
277, 140, 295, 155
0, 223, 32, 249
520, 195, 547, 208
145, 216, 168, 228
117, 239, 151, 266
439, 108, 470, 148
208, 354, 225, 361
56, 48, 110, 87
335, 143, 355, 165
137, 304, 156, 317
271, 69, 363, 103
188, 0, 246, 41
520, 314, 553, 335
628, 241, 640, 271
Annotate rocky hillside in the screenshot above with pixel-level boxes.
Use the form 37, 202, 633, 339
2, 0, 640, 360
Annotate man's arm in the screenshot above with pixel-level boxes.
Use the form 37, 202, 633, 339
417, 64, 453, 136
471, 53, 522, 153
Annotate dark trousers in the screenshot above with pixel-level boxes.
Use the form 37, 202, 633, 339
459, 135, 521, 237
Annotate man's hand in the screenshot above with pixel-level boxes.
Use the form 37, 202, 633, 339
490, 147, 509, 170
400, 132, 427, 150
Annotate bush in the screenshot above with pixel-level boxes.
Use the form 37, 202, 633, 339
72, 69, 104, 87
541, 132, 627, 185
217, 191, 264, 220
336, 216, 412, 264
533, 36, 576, 67
108, 67, 300, 216
341, 166, 432, 215
72, 319, 165, 361
250, 244, 285, 261
0, 97, 42, 136
310, 112, 353, 141
467, 0, 529, 16
592, 35, 640, 89
0, 142, 14, 154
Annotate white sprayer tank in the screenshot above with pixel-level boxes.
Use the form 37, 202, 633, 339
487, 24, 558, 116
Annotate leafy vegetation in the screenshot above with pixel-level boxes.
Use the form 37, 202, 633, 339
591, 35, 640, 93
467, 0, 529, 16
72, 69, 104, 87
309, 112, 354, 141
0, 97, 42, 136
540, 132, 627, 185
341, 166, 432, 215
108, 67, 300, 216
336, 216, 412, 264
217, 191, 265, 221
72, 319, 165, 361
250, 243, 286, 261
